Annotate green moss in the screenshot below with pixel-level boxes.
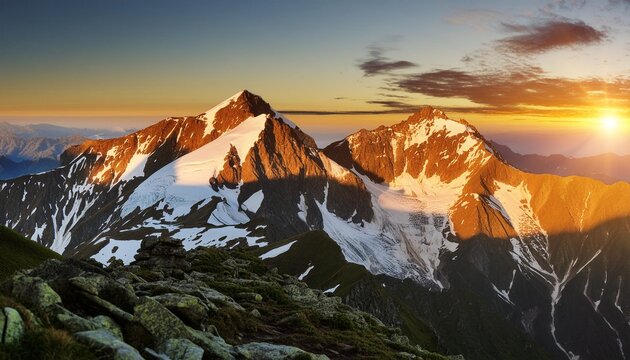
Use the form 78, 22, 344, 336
206, 307, 260, 343
0, 226, 61, 281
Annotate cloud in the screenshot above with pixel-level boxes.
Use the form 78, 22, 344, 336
358, 46, 417, 76
543, 0, 586, 11
497, 19, 607, 54
365, 100, 419, 111
444, 9, 503, 30
394, 66, 630, 112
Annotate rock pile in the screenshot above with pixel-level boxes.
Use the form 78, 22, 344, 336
132, 236, 191, 273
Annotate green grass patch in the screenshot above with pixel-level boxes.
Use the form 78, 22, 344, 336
0, 226, 61, 281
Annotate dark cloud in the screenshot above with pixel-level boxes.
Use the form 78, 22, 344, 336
366, 100, 419, 111
280, 109, 412, 115
394, 66, 630, 111
358, 47, 417, 76
497, 19, 607, 54
377, 93, 410, 99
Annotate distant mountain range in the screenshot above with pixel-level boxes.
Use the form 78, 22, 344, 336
0, 156, 60, 180
1, 91, 628, 359
0, 122, 131, 140
0, 122, 132, 180
491, 141, 630, 184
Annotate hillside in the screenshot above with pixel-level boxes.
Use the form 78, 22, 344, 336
256, 230, 551, 360
0, 225, 60, 280
0, 236, 454, 360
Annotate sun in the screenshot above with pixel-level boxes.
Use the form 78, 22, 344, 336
601, 115, 619, 132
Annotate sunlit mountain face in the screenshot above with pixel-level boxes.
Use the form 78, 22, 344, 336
1, 1, 629, 360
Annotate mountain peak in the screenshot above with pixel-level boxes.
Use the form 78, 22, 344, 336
201, 90, 273, 137
407, 105, 449, 123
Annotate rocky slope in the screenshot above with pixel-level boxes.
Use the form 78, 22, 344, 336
260, 230, 551, 360
0, 236, 454, 360
491, 140, 630, 184
1, 91, 629, 359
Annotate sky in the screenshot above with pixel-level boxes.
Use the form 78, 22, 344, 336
1, 0, 629, 155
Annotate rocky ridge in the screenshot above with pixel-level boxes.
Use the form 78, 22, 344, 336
0, 236, 455, 360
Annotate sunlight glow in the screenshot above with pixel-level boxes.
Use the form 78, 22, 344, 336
601, 115, 619, 132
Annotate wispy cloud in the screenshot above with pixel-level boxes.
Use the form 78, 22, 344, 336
542, 0, 586, 11
444, 9, 503, 30
358, 46, 417, 76
496, 19, 607, 54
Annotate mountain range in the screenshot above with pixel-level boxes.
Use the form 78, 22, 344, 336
0, 91, 628, 359
491, 141, 630, 184
0, 122, 133, 180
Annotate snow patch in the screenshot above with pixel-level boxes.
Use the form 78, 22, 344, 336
242, 190, 264, 213
259, 240, 298, 260
298, 265, 315, 281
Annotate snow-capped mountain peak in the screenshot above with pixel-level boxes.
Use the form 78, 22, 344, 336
200, 90, 274, 137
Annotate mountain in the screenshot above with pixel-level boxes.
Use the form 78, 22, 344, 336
0, 156, 60, 180
0, 122, 133, 180
491, 141, 630, 184
0, 122, 131, 140
0, 135, 86, 162
1, 91, 629, 359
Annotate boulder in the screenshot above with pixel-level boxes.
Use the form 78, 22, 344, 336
82, 292, 135, 323
151, 293, 209, 328
70, 274, 138, 310
235, 292, 263, 302
159, 338, 204, 360
92, 315, 124, 340
235, 342, 329, 360
75, 329, 143, 360
134, 297, 190, 343
57, 310, 98, 333
185, 328, 234, 360
1, 307, 25, 344
9, 273, 62, 314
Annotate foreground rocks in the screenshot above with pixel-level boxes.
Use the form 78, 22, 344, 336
0, 237, 456, 359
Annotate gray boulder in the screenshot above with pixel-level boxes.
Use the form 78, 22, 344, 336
235, 342, 329, 360
151, 293, 210, 328
1, 307, 25, 344
159, 338, 204, 360
75, 329, 143, 360
9, 274, 62, 314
